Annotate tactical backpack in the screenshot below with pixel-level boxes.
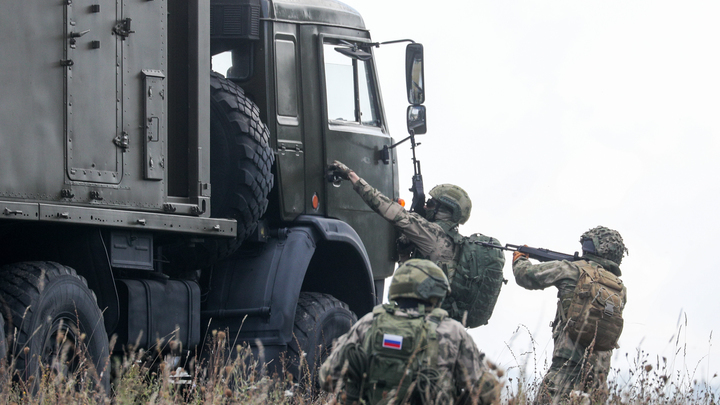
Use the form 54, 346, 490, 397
563, 260, 625, 351
361, 304, 448, 405
440, 230, 506, 328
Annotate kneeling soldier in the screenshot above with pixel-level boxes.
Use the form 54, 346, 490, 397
320, 259, 500, 405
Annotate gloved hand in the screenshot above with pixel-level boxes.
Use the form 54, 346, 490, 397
513, 249, 529, 263
330, 160, 353, 180
396, 235, 414, 262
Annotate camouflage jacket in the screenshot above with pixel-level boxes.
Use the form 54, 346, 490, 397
319, 304, 499, 403
352, 178, 455, 263
512, 256, 626, 362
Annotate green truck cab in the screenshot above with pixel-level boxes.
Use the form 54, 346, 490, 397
0, 0, 425, 384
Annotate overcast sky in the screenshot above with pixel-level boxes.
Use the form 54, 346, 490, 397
349, 0, 720, 387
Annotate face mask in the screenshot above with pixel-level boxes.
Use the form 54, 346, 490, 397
426, 205, 453, 222
424, 209, 436, 221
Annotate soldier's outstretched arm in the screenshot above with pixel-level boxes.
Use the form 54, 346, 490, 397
330, 160, 440, 253
512, 257, 577, 290
353, 177, 446, 254
330, 161, 404, 221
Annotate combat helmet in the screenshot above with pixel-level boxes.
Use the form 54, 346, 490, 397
428, 184, 472, 224
388, 259, 450, 305
580, 226, 628, 266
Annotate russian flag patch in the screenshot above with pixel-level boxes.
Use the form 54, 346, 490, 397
382, 334, 403, 350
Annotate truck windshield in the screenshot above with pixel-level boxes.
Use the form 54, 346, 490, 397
323, 42, 379, 127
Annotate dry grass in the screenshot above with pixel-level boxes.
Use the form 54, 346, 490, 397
0, 321, 715, 404
0, 328, 333, 405
501, 318, 718, 405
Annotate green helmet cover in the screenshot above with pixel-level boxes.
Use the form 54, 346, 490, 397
580, 226, 628, 265
388, 259, 450, 303
428, 184, 472, 225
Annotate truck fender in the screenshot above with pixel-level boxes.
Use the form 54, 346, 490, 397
294, 215, 377, 314
202, 216, 375, 346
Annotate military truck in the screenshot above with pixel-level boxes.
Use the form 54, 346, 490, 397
0, 0, 426, 386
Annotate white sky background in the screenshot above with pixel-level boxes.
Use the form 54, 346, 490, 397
349, 0, 720, 386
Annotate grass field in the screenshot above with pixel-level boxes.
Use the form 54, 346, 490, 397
0, 325, 716, 404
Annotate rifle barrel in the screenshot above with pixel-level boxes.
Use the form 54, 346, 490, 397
478, 242, 580, 262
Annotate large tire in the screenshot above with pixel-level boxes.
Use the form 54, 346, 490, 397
288, 292, 357, 385
0, 262, 110, 391
209, 72, 274, 245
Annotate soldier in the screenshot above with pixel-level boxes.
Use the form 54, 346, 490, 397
512, 226, 628, 404
329, 161, 504, 326
319, 259, 500, 405
330, 160, 465, 264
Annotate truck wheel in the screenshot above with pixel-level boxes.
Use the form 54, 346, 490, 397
209, 72, 274, 246
288, 292, 357, 385
0, 262, 110, 391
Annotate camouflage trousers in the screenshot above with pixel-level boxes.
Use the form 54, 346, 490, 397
535, 351, 611, 405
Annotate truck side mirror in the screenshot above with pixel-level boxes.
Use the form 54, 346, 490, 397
407, 105, 426, 135
405, 43, 424, 105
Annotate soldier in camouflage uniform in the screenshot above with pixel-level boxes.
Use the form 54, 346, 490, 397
330, 160, 502, 323
512, 226, 628, 404
330, 160, 464, 265
319, 259, 500, 405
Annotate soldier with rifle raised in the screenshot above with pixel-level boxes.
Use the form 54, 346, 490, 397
487, 226, 628, 404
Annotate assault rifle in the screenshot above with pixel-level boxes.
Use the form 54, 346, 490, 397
407, 130, 425, 216
476, 242, 582, 263
383, 128, 425, 216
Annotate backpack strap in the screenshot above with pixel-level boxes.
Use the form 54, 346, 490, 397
555, 260, 591, 328
556, 298, 568, 324
374, 303, 392, 316
365, 305, 388, 353
424, 308, 446, 369
435, 226, 464, 283
428, 307, 448, 321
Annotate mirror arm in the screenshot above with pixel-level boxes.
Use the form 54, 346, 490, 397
379, 39, 415, 46
387, 135, 412, 150
362, 39, 415, 50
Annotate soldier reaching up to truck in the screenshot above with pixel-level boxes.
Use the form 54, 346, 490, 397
512, 226, 628, 404
330, 161, 505, 328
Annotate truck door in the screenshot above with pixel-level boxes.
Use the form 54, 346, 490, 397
320, 36, 397, 279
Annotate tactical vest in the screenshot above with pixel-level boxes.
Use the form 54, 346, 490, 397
559, 260, 626, 351
361, 304, 447, 405
435, 226, 506, 328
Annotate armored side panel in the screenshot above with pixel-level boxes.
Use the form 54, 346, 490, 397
0, 2, 66, 201
0, 0, 229, 235
0, 0, 166, 207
